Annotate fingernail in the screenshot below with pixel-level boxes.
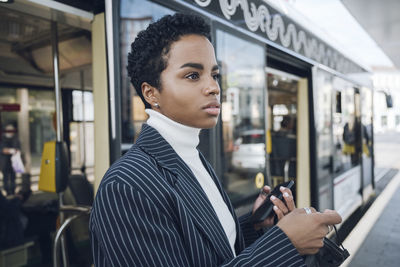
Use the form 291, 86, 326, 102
283, 192, 289, 197
280, 186, 285, 190
273, 205, 278, 211
270, 195, 276, 201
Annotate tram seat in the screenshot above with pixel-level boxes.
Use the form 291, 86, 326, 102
67, 174, 94, 206
61, 174, 93, 266
270, 134, 296, 180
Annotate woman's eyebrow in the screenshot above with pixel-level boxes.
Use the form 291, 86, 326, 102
180, 62, 203, 69
179, 63, 220, 71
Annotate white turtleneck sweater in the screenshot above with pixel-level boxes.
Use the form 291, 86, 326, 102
146, 109, 237, 256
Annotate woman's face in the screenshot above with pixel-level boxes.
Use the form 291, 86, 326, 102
151, 34, 221, 129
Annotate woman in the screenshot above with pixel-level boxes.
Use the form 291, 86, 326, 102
89, 13, 341, 267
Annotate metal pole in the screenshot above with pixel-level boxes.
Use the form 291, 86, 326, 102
51, 21, 68, 267
80, 71, 86, 174
52, 21, 63, 143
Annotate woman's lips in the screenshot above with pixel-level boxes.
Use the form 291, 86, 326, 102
203, 102, 220, 116
204, 107, 220, 116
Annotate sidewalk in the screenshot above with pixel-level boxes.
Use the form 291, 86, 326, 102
341, 171, 400, 267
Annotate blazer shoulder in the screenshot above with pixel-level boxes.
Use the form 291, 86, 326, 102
98, 144, 168, 191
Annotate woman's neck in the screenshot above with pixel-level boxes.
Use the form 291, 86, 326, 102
145, 109, 201, 157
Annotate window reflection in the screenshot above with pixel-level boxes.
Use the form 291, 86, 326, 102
216, 30, 265, 204
332, 78, 361, 175
267, 71, 298, 187
119, 0, 174, 146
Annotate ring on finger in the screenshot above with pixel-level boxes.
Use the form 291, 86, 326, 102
303, 207, 312, 214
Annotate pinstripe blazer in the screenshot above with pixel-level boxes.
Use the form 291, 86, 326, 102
90, 124, 306, 267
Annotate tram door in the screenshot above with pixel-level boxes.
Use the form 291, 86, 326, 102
266, 68, 310, 207
331, 85, 363, 220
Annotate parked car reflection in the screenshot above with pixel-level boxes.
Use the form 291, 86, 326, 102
231, 129, 265, 173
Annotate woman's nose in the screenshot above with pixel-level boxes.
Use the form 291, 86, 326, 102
206, 79, 220, 95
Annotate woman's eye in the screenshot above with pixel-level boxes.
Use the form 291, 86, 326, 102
185, 72, 200, 80
213, 73, 221, 81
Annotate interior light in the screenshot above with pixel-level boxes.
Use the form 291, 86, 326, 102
0, 0, 14, 3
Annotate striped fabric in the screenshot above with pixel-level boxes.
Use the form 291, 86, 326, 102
90, 124, 306, 267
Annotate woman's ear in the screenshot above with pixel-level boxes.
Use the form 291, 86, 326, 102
142, 82, 160, 109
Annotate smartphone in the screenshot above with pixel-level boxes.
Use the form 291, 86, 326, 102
251, 180, 294, 224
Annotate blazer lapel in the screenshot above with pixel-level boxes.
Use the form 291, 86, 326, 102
136, 124, 234, 260
199, 153, 246, 254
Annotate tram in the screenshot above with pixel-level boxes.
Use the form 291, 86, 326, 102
0, 0, 374, 265
109, 0, 375, 221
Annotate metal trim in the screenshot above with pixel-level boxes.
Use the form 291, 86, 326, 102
25, 0, 93, 19
6, 0, 93, 30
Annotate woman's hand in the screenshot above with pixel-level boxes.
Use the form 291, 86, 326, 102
252, 185, 296, 230
277, 208, 342, 255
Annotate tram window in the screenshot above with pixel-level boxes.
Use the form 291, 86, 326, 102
267, 71, 298, 187
72, 91, 94, 121
119, 0, 174, 145
332, 83, 361, 174
0, 89, 57, 177
216, 29, 266, 205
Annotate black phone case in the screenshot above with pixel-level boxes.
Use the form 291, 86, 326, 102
251, 180, 294, 223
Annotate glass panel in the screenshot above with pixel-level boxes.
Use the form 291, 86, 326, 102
313, 69, 334, 210
73, 91, 83, 121
28, 90, 56, 174
119, 0, 174, 147
267, 71, 298, 187
332, 79, 362, 218
70, 121, 94, 178
216, 29, 265, 204
332, 77, 360, 175
72, 90, 94, 121
83, 91, 94, 121
361, 87, 373, 188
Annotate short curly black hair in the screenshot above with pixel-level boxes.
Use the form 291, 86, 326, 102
127, 13, 211, 109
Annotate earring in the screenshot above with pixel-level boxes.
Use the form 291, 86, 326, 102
154, 103, 160, 108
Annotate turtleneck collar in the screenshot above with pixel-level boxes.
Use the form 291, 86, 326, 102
145, 109, 200, 158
